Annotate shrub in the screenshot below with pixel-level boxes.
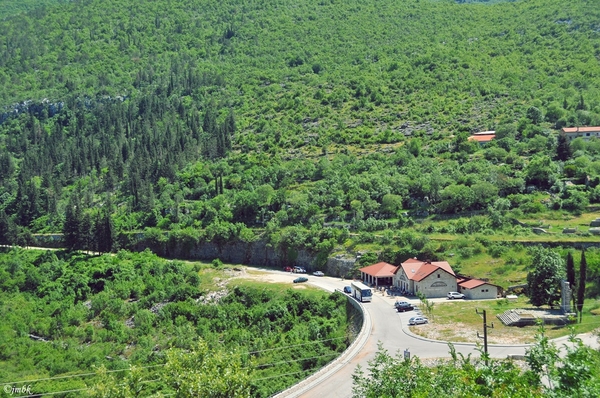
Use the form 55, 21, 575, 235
488, 244, 508, 258
457, 247, 474, 259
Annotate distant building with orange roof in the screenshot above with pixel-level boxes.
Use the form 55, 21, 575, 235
468, 131, 495, 145
561, 126, 600, 141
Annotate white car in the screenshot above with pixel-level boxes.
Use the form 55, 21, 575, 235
409, 316, 428, 325
447, 291, 465, 300
313, 271, 324, 276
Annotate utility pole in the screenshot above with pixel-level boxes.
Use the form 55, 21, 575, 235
475, 308, 494, 365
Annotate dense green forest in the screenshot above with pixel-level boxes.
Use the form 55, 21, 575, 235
0, 248, 352, 396
0, 0, 69, 19
1, 0, 600, 285
1, 0, 600, 395
0, 0, 599, 281
1, 0, 600, 260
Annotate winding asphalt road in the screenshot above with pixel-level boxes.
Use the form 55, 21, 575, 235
265, 271, 599, 398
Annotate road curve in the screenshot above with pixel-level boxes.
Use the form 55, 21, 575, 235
265, 272, 598, 398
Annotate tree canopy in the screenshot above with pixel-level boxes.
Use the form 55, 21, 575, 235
526, 247, 566, 307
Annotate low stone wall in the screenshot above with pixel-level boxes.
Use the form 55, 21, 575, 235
273, 291, 366, 398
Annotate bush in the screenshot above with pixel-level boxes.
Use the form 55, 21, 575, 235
457, 247, 474, 259
488, 244, 508, 258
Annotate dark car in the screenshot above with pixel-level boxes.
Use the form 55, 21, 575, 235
293, 277, 308, 283
343, 286, 352, 294
395, 301, 414, 312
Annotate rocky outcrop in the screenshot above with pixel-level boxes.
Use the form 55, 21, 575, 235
132, 237, 324, 272
326, 254, 357, 278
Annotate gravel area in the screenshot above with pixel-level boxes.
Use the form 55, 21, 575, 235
410, 321, 538, 344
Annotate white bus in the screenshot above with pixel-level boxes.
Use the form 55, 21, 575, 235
350, 281, 373, 302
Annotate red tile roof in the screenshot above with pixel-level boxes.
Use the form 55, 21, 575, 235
458, 279, 487, 289
359, 262, 399, 277
562, 127, 600, 133
468, 134, 495, 143
399, 259, 455, 282
458, 278, 498, 289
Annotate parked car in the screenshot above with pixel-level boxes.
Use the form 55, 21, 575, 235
293, 266, 306, 273
283, 266, 293, 272
447, 291, 465, 300
409, 316, 429, 325
293, 277, 308, 283
395, 302, 414, 312
394, 300, 409, 308
313, 271, 324, 276
343, 286, 352, 294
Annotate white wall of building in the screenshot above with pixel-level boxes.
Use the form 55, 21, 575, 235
414, 271, 457, 298
460, 284, 498, 300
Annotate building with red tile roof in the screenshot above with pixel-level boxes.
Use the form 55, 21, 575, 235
361, 258, 502, 299
394, 258, 457, 298
457, 278, 500, 299
561, 126, 600, 141
468, 133, 495, 144
358, 262, 399, 286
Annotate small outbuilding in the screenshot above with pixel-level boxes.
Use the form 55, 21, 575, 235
457, 278, 500, 300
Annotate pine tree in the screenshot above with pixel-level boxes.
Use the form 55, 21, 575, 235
81, 212, 94, 251
63, 194, 83, 250
95, 194, 115, 254
577, 250, 587, 323
202, 101, 218, 159
0, 210, 14, 245
555, 134, 572, 161
222, 108, 235, 151
576, 93, 586, 111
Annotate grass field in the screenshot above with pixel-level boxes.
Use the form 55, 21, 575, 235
410, 296, 600, 344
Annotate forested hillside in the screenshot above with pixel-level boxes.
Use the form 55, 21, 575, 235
1, 0, 600, 280
0, 0, 68, 19
0, 249, 352, 396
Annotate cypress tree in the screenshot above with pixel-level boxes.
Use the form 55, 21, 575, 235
577, 250, 587, 323
565, 251, 576, 312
